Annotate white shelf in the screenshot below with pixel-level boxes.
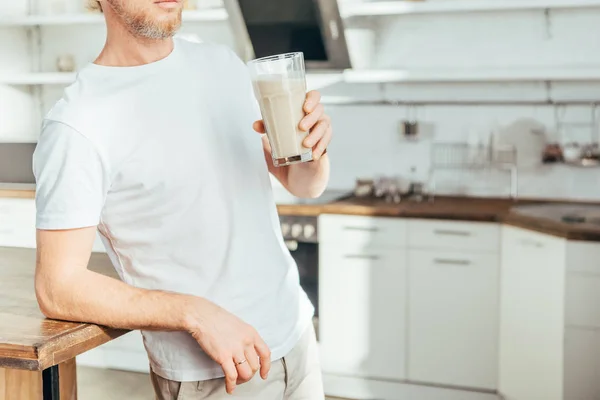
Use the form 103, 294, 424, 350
0, 9, 227, 27
341, 0, 600, 17
343, 68, 600, 83
5, 68, 600, 86
0, 72, 76, 85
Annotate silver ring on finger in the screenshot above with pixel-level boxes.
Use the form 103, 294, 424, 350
235, 359, 247, 366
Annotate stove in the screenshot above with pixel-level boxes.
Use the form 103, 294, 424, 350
511, 204, 600, 226
275, 189, 351, 242
561, 212, 600, 225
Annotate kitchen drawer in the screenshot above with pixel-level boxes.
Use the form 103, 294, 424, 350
0, 198, 35, 217
318, 214, 406, 248
0, 229, 36, 248
408, 219, 500, 253
566, 274, 600, 328
0, 199, 36, 248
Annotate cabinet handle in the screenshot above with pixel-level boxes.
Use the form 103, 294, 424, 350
344, 226, 379, 232
434, 229, 471, 237
344, 254, 380, 261
519, 239, 544, 248
434, 258, 472, 266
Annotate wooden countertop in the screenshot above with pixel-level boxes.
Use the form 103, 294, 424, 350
4, 187, 600, 240
0, 185, 35, 199
278, 196, 600, 241
0, 247, 127, 371
277, 196, 516, 221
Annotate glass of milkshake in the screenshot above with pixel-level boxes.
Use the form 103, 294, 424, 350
247, 52, 312, 167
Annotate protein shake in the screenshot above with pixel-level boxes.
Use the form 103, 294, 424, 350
248, 53, 312, 167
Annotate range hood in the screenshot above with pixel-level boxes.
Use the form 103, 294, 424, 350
225, 0, 352, 70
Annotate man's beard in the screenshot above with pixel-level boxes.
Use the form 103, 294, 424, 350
107, 0, 182, 40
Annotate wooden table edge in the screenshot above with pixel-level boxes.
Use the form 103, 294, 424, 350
0, 324, 129, 371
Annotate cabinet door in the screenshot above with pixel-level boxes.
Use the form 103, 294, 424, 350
408, 250, 499, 390
564, 328, 600, 400
498, 226, 566, 400
319, 245, 407, 381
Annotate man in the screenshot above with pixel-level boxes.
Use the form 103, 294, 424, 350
33, 0, 332, 398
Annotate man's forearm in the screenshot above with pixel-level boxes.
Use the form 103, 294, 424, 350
285, 153, 330, 198
36, 267, 199, 332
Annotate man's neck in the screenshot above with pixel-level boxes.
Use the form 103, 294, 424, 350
95, 12, 174, 67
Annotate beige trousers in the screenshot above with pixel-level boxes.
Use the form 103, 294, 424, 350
151, 326, 324, 400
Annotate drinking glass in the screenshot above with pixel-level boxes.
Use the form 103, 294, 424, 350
247, 52, 312, 167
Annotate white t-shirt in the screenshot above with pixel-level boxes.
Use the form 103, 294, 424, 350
33, 38, 314, 382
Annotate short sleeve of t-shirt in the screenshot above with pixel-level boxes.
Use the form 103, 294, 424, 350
33, 120, 110, 230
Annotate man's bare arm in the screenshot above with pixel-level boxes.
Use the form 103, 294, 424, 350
36, 228, 190, 330
35, 227, 270, 394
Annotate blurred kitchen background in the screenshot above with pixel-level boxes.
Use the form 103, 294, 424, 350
2, 0, 600, 399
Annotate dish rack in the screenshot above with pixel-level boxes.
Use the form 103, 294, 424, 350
428, 143, 519, 200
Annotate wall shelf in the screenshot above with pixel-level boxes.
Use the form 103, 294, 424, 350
0, 72, 77, 85
341, 0, 600, 17
5, 68, 599, 86
343, 68, 600, 83
0, 9, 227, 27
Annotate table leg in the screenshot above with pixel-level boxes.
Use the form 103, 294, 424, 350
0, 358, 77, 400
42, 366, 59, 400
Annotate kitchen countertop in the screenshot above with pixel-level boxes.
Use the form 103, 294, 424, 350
3, 187, 600, 241
278, 196, 600, 241
0, 247, 126, 370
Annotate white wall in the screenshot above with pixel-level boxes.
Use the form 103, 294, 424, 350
327, 3, 600, 200
1, 1, 600, 199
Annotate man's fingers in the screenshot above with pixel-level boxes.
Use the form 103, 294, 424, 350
235, 357, 254, 384
254, 338, 272, 380
245, 347, 260, 374
253, 120, 266, 134
222, 359, 238, 394
303, 119, 328, 148
303, 90, 322, 113
313, 126, 332, 160
299, 103, 324, 132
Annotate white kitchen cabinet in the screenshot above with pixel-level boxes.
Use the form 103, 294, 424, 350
0, 198, 36, 248
319, 243, 408, 381
499, 226, 566, 400
563, 327, 600, 400
319, 214, 503, 394
0, 197, 106, 252
408, 250, 499, 390
499, 226, 600, 400
77, 331, 149, 373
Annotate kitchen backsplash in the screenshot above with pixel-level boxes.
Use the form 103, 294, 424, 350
324, 103, 600, 201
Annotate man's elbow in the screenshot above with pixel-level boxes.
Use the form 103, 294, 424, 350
35, 279, 65, 320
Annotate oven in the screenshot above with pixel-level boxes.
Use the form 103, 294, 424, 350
280, 215, 320, 322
